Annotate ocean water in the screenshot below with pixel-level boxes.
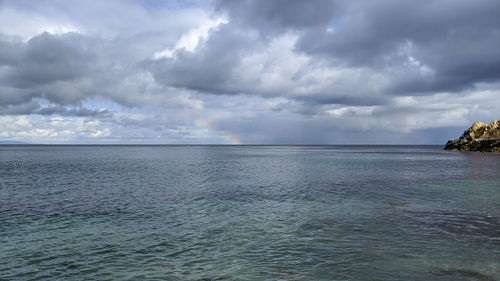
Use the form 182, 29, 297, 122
1, 145, 499, 281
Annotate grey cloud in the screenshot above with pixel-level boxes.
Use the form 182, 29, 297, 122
0, 86, 32, 107
215, 0, 338, 31
296, 94, 389, 108
0, 38, 23, 65
0, 31, 164, 112
0, 99, 40, 115
0, 96, 112, 117
149, 23, 256, 95
149, 26, 388, 106
211, 110, 439, 145
35, 106, 112, 117
297, 0, 499, 62
148, 0, 499, 108
0, 32, 100, 108
5, 0, 495, 115
294, 0, 500, 94
6, 32, 95, 88
216, 0, 500, 100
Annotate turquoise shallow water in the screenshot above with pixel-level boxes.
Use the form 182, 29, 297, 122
1, 145, 499, 280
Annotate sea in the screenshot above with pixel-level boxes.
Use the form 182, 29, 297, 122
1, 145, 499, 280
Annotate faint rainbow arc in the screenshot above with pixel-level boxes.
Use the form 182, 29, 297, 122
195, 119, 242, 145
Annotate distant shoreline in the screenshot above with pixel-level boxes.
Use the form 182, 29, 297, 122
0, 141, 29, 145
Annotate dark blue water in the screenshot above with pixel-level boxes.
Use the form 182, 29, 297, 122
1, 145, 499, 280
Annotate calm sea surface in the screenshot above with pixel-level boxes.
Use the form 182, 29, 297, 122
1, 145, 499, 280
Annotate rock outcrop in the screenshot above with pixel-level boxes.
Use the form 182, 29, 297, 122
444, 120, 500, 152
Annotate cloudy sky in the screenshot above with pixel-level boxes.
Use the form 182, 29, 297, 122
0, 0, 499, 144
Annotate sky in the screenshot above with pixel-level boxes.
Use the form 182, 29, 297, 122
0, 0, 499, 144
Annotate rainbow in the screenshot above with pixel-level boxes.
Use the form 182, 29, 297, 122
195, 119, 242, 145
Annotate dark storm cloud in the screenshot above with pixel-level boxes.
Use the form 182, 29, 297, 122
150, 24, 254, 95
0, 97, 112, 117
11, 32, 93, 88
35, 106, 112, 117
149, 0, 343, 102
0, 100, 40, 115
0, 32, 99, 107
0, 38, 23, 66
214, 0, 338, 31
0, 31, 161, 112
293, 0, 500, 94
149, 0, 500, 105
4, 0, 497, 113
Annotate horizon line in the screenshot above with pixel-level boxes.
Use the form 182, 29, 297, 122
0, 143, 445, 146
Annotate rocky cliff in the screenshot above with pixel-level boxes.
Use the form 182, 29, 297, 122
444, 120, 500, 152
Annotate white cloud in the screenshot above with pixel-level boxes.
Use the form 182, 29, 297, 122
0, 7, 80, 40
0, 115, 113, 142
154, 17, 228, 59
228, 33, 389, 102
